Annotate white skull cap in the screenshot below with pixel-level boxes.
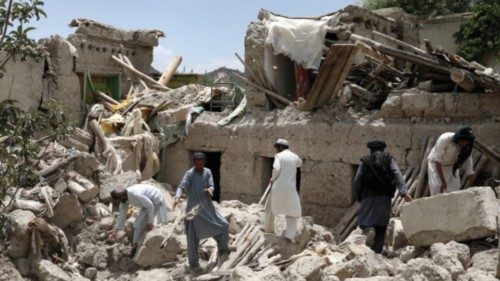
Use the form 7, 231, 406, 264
275, 139, 289, 146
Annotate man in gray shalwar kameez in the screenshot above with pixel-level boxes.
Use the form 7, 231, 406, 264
354, 140, 412, 253
174, 152, 232, 272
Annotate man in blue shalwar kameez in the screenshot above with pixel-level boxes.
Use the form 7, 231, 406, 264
354, 140, 412, 254
174, 152, 232, 273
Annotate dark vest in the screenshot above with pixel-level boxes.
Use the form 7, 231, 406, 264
358, 152, 396, 200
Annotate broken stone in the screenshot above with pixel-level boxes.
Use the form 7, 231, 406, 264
50, 193, 84, 229
324, 251, 395, 280
345, 277, 404, 281
98, 216, 115, 231
76, 242, 108, 269
400, 187, 498, 246
99, 170, 139, 202
84, 267, 97, 280
284, 255, 325, 280
134, 268, 173, 281
134, 225, 185, 267
230, 266, 259, 281
6, 209, 35, 258
457, 271, 498, 281
34, 259, 70, 281
75, 152, 101, 179
387, 218, 407, 250
255, 265, 286, 281
0, 256, 23, 281
470, 249, 498, 273
396, 258, 451, 281
430, 241, 470, 280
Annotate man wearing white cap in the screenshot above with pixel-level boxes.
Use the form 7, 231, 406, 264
264, 138, 303, 241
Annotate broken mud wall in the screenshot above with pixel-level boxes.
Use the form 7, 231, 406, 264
246, 6, 401, 108
0, 53, 44, 110
41, 19, 162, 124
160, 105, 499, 227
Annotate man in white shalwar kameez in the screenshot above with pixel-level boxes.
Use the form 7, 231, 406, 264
428, 126, 475, 196
265, 139, 303, 241
108, 183, 168, 256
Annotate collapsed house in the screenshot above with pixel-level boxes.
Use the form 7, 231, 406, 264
160, 5, 500, 228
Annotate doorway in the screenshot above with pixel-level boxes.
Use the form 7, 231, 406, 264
260, 157, 275, 195
204, 152, 222, 202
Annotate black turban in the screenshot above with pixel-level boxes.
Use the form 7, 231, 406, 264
367, 140, 387, 150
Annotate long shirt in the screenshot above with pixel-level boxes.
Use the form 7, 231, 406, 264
176, 167, 228, 240
354, 158, 407, 227
270, 149, 303, 217
116, 184, 164, 230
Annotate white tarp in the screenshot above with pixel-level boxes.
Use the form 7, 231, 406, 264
264, 13, 337, 70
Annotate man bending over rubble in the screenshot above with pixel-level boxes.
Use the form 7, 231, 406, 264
174, 152, 233, 273
355, 140, 412, 254
108, 183, 168, 257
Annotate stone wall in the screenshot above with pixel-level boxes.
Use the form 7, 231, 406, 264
0, 53, 44, 110
161, 108, 499, 227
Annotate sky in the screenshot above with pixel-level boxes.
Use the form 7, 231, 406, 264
31, 0, 355, 73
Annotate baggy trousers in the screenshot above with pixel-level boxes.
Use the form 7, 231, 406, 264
186, 221, 229, 268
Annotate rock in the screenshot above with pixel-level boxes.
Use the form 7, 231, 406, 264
50, 193, 84, 228
99, 170, 139, 202
6, 209, 35, 258
324, 251, 395, 280
98, 217, 115, 231
396, 258, 452, 281
256, 265, 286, 281
134, 225, 185, 267
134, 268, 173, 281
34, 259, 70, 281
0, 256, 23, 281
230, 266, 259, 281
387, 218, 408, 250
309, 224, 334, 243
345, 277, 404, 281
430, 241, 470, 280
284, 255, 325, 280
470, 249, 497, 273
75, 151, 100, 178
400, 187, 498, 246
267, 216, 313, 253
380, 93, 403, 118
14, 258, 31, 277
319, 266, 341, 281
76, 242, 108, 269
84, 267, 97, 280
457, 271, 498, 281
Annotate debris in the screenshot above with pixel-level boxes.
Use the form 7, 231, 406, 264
400, 187, 498, 246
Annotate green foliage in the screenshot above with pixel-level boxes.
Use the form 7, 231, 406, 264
361, 0, 476, 17
0, 99, 74, 209
454, 2, 500, 61
0, 0, 46, 77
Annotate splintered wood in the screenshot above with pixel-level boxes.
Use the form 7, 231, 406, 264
304, 44, 358, 110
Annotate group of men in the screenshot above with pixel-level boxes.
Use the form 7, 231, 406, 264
107, 125, 476, 270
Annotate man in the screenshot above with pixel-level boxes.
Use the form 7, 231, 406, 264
173, 152, 232, 273
108, 183, 168, 257
354, 140, 412, 254
428, 126, 475, 196
264, 139, 302, 242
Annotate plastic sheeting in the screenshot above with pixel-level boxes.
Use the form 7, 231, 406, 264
264, 13, 337, 70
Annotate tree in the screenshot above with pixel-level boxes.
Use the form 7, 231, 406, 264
0, 1, 74, 215
0, 0, 46, 77
361, 0, 476, 17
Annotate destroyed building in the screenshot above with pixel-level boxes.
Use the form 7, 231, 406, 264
160, 5, 500, 227
0, 4, 500, 281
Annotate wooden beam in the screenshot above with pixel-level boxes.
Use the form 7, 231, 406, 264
111, 55, 169, 91
333, 201, 360, 238
474, 140, 500, 165
304, 44, 357, 110
348, 83, 375, 101
37, 156, 77, 177
371, 31, 429, 57
450, 67, 476, 92
158, 56, 182, 87
233, 73, 291, 105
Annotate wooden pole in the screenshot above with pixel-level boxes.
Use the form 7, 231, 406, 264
233, 73, 291, 105
450, 67, 476, 92
158, 56, 182, 87
95, 91, 119, 105
474, 140, 500, 165
258, 183, 272, 206
348, 83, 375, 101
111, 55, 169, 91
371, 31, 429, 57
37, 156, 77, 177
